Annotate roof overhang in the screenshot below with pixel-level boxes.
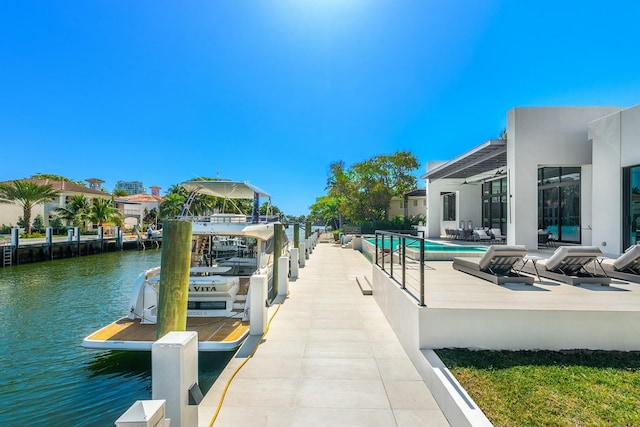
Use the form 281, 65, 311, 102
180, 180, 271, 199
421, 139, 507, 181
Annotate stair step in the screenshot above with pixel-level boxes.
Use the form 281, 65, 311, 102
356, 276, 373, 295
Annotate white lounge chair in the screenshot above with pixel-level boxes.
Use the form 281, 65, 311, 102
490, 228, 506, 244
599, 245, 640, 282
473, 229, 491, 242
528, 246, 611, 286
452, 245, 534, 285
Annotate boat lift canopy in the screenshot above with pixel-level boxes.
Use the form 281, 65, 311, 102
181, 180, 271, 200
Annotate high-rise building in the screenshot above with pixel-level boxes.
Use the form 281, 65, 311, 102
115, 180, 145, 195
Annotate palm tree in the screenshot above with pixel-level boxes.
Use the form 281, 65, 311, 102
54, 194, 91, 229
87, 198, 123, 227
0, 180, 60, 234
159, 193, 186, 219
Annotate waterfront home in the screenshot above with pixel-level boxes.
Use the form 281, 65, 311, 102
0, 177, 109, 229
115, 191, 164, 229
422, 103, 640, 257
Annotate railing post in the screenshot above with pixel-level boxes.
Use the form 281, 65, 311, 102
419, 238, 425, 306
381, 234, 385, 271
401, 236, 406, 289
375, 233, 379, 265
389, 235, 393, 278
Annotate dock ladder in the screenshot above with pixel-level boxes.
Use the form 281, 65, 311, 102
2, 245, 12, 267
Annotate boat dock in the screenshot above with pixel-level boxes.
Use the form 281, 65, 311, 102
198, 242, 450, 427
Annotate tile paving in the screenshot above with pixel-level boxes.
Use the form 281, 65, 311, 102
199, 242, 450, 427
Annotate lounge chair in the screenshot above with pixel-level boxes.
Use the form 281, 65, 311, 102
599, 245, 640, 282
490, 228, 506, 244
473, 229, 492, 242
453, 245, 534, 285
528, 246, 611, 286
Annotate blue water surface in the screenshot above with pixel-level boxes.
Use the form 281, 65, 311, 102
0, 249, 232, 427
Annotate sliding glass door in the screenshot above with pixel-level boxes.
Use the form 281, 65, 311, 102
538, 167, 581, 243
623, 165, 640, 250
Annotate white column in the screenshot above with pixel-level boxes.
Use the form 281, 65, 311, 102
278, 256, 289, 297
290, 248, 299, 279
299, 242, 306, 266
152, 331, 199, 427
249, 274, 268, 335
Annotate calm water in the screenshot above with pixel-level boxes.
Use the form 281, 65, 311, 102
0, 249, 233, 427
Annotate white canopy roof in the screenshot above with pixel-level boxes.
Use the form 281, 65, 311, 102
180, 180, 271, 199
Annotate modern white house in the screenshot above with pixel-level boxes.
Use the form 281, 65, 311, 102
422, 104, 640, 256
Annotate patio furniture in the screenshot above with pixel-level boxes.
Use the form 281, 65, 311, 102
526, 246, 611, 286
473, 229, 491, 242
538, 230, 551, 248
452, 245, 534, 285
490, 228, 506, 244
599, 245, 640, 282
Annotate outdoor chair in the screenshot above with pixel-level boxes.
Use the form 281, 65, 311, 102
452, 245, 534, 285
599, 245, 640, 282
523, 246, 611, 286
490, 228, 506, 244
473, 229, 492, 242
538, 230, 550, 248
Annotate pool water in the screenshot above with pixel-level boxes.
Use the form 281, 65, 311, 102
367, 238, 487, 253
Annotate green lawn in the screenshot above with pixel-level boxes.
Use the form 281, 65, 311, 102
436, 349, 640, 427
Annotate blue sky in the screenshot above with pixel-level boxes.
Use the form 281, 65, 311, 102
1, 1, 639, 215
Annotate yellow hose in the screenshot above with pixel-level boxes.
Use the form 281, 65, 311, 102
207, 303, 282, 427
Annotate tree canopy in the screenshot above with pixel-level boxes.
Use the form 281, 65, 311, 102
311, 151, 420, 225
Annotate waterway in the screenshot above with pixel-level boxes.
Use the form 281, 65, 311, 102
0, 249, 234, 426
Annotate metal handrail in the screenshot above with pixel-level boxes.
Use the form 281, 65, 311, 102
374, 230, 426, 306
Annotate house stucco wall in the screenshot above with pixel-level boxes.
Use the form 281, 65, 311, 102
590, 104, 640, 254
506, 106, 621, 250
426, 178, 481, 238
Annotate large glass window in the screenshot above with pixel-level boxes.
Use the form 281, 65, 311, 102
538, 167, 581, 243
623, 165, 640, 249
442, 192, 456, 221
481, 177, 507, 233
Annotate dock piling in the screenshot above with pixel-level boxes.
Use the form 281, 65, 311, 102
152, 331, 199, 427
156, 219, 193, 339
249, 274, 268, 335
290, 248, 299, 279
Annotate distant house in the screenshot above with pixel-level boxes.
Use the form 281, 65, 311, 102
0, 178, 109, 229
387, 189, 426, 221
115, 191, 163, 229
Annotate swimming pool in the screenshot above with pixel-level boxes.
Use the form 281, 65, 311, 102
366, 238, 486, 253
364, 237, 486, 261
